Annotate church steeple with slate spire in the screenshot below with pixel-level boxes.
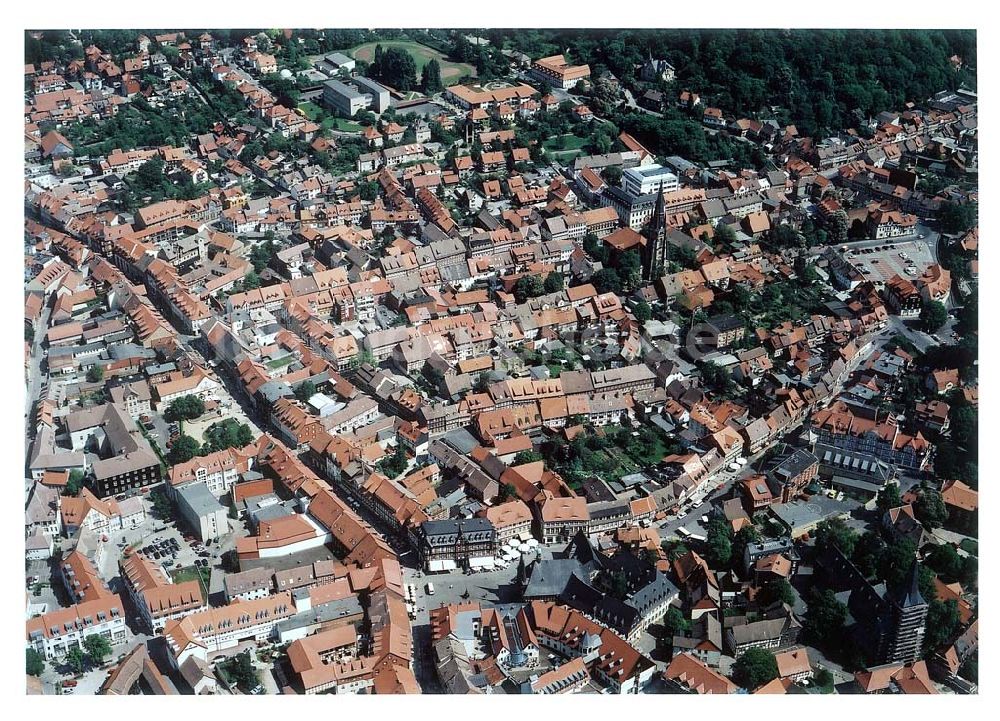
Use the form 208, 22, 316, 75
644, 179, 668, 279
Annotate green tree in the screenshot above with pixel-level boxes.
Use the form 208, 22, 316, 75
602, 165, 623, 187
513, 274, 546, 302
132, 157, 167, 197
164, 395, 205, 422
730, 525, 761, 567
803, 588, 848, 648
83, 634, 112, 665
473, 372, 491, 393
513, 450, 544, 465
879, 540, 918, 589
86, 365, 104, 383
499, 483, 518, 502
241, 270, 261, 290
65, 469, 85, 497
732, 647, 779, 690
357, 181, 380, 201
220, 650, 259, 692
758, 578, 795, 607
771, 224, 803, 248
632, 299, 652, 324
715, 224, 737, 247
914, 483, 949, 529
543, 271, 565, 294
923, 599, 959, 655
592, 267, 622, 294
920, 300, 948, 333
876, 484, 902, 512
377, 444, 408, 479
150, 488, 174, 519
249, 239, 275, 274
924, 543, 976, 586
662, 606, 691, 636
949, 405, 977, 449
201, 419, 254, 453
827, 210, 849, 244
704, 519, 733, 568
65, 646, 86, 675
852, 530, 888, 579
168, 434, 201, 464
814, 517, 859, 557
421, 59, 443, 93
615, 250, 643, 292
370, 47, 418, 91
294, 380, 317, 402
938, 201, 977, 235
26, 648, 45, 676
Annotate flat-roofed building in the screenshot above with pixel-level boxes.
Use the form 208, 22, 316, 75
323, 79, 370, 117
175, 482, 229, 541
621, 164, 680, 198
352, 76, 390, 113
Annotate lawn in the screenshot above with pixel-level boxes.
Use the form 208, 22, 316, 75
347, 39, 476, 86
325, 116, 365, 132
543, 134, 589, 154
170, 565, 211, 597
266, 355, 296, 370
297, 102, 364, 133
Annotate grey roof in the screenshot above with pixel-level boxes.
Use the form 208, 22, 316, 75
223, 566, 274, 597
323, 52, 354, 66
769, 448, 820, 484
419, 517, 495, 544
523, 558, 589, 599
352, 75, 389, 96
176, 482, 224, 516
323, 78, 364, 100
274, 595, 364, 634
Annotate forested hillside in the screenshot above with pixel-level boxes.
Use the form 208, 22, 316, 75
479, 29, 976, 136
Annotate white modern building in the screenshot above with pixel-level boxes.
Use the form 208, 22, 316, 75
175, 482, 229, 541
621, 164, 680, 198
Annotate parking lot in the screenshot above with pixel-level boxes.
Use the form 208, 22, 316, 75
116, 515, 233, 602
845, 236, 936, 284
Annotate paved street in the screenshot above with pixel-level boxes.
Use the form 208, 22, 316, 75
24, 302, 52, 487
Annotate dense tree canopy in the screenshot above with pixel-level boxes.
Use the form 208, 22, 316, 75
421, 59, 443, 92
168, 434, 201, 465
732, 648, 779, 690
803, 588, 848, 648
294, 380, 317, 403
26, 649, 45, 677
368, 45, 418, 91
814, 517, 859, 558
495, 29, 975, 137
201, 419, 254, 454
164, 395, 205, 422
920, 300, 949, 333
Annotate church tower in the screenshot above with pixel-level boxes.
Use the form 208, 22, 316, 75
644, 180, 668, 280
